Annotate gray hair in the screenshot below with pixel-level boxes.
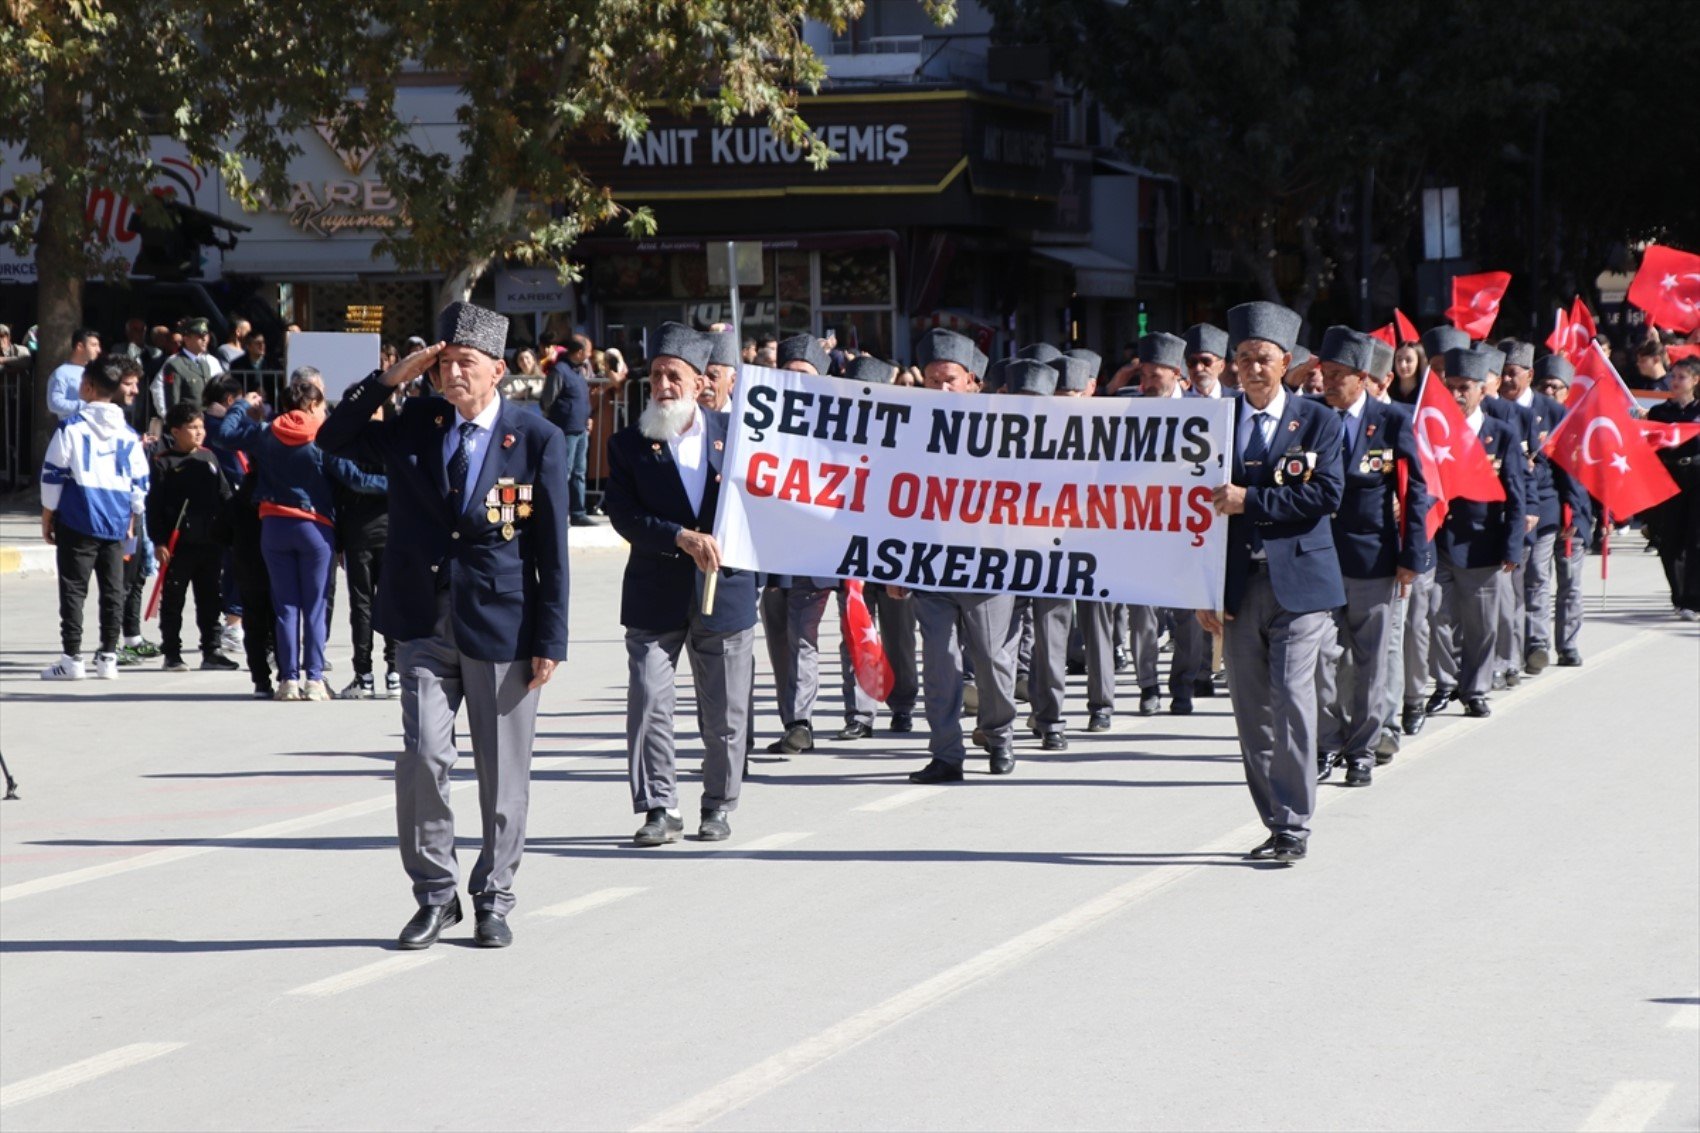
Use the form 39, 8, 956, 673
289, 365, 323, 386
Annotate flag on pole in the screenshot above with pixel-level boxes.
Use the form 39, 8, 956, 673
841, 580, 894, 701
1445, 271, 1512, 340
1410, 375, 1506, 539
1626, 243, 1700, 334
1394, 308, 1419, 345
1544, 376, 1679, 518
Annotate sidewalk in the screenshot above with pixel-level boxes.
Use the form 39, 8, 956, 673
0, 495, 627, 577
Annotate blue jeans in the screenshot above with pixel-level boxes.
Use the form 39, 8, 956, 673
560, 430, 589, 519
261, 515, 334, 681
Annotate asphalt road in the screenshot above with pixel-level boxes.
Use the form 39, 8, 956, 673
1, 537, 1695, 1131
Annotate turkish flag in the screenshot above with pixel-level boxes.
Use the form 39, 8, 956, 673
841, 580, 894, 701
1569, 340, 1624, 399
1635, 419, 1700, 450
1445, 271, 1513, 340
1546, 299, 1597, 362
1545, 377, 1679, 516
1394, 308, 1419, 345
1411, 375, 1506, 538
1368, 323, 1397, 347
1627, 244, 1700, 334
1667, 343, 1700, 364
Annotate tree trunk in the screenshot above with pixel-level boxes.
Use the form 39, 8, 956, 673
433, 185, 519, 312
1233, 214, 1282, 305
28, 77, 88, 477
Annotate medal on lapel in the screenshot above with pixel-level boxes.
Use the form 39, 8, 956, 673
484, 477, 530, 540
1273, 450, 1317, 485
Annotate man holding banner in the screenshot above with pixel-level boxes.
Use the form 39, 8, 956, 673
604, 323, 757, 846
1199, 302, 1346, 865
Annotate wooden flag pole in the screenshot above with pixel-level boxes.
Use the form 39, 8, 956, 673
702, 569, 719, 617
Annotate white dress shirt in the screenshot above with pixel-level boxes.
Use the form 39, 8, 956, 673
669, 407, 708, 516
444, 395, 503, 511
1515, 388, 1535, 408
1465, 407, 1486, 436
1237, 387, 1287, 461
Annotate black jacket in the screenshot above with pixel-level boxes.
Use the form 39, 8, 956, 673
147, 446, 231, 545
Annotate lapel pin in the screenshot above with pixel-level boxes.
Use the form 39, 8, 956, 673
1366, 424, 1377, 438
651, 442, 662, 452
502, 433, 516, 449
713, 439, 724, 451
434, 415, 445, 427
1288, 420, 1300, 432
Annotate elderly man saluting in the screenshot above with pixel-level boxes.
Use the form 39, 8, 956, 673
320, 302, 570, 949
603, 323, 758, 845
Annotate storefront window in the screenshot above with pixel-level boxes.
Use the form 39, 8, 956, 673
820, 247, 891, 306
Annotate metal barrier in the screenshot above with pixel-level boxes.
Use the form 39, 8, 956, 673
0, 366, 27, 490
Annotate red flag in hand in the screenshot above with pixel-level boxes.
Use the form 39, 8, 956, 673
1570, 340, 1620, 398
1445, 271, 1512, 340
1368, 323, 1397, 348
1635, 419, 1700, 451
841, 580, 894, 702
1627, 244, 1700, 334
1411, 375, 1506, 539
1394, 308, 1419, 345
1545, 377, 1679, 516
1546, 298, 1598, 363
1666, 343, 1699, 364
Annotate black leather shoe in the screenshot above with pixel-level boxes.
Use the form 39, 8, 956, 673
1192, 678, 1216, 698
1273, 833, 1307, 863
473, 909, 512, 948
833, 721, 873, 741
1087, 710, 1112, 733
1464, 696, 1492, 718
1040, 732, 1068, 752
1317, 752, 1336, 781
634, 808, 683, 846
987, 747, 1016, 775
1401, 704, 1426, 735
398, 896, 462, 950
1169, 695, 1193, 716
1066, 660, 1086, 676
1375, 727, 1400, 764
909, 758, 964, 784
888, 712, 913, 733
1526, 645, 1551, 673
698, 809, 731, 841
1113, 646, 1130, 672
1504, 668, 1522, 688
1425, 687, 1456, 716
780, 723, 814, 754
1246, 836, 1279, 860
1138, 687, 1160, 716
1557, 650, 1582, 667
1344, 763, 1372, 787
1490, 671, 1507, 691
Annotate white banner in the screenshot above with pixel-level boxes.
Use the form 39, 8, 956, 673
714, 366, 1236, 609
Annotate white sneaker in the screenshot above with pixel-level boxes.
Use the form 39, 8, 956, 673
274, 679, 301, 701
220, 623, 245, 654
41, 653, 85, 680
302, 679, 332, 702
92, 652, 120, 680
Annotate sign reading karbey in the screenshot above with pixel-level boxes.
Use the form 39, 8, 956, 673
714, 367, 1235, 609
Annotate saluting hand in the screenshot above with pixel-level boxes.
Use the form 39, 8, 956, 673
675, 529, 722, 575
381, 342, 445, 388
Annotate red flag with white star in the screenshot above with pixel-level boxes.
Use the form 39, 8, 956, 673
1411, 375, 1506, 539
1544, 377, 1678, 516
841, 580, 894, 701
1627, 244, 1700, 334
1635, 419, 1700, 451
1445, 271, 1512, 340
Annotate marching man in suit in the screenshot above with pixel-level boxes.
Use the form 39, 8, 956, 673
320, 301, 570, 950
604, 323, 758, 846
1199, 301, 1346, 864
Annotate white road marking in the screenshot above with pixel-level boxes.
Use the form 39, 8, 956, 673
1577, 1080, 1675, 1133
853, 786, 946, 813
529, 886, 648, 919
0, 752, 601, 904
0, 1043, 186, 1110
631, 630, 1662, 1132
284, 952, 444, 998
706, 832, 811, 855
1666, 1000, 1700, 1030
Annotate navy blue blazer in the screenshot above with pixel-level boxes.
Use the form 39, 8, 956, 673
1484, 395, 1560, 533
1325, 397, 1433, 580
318, 377, 570, 663
1222, 393, 1347, 617
1434, 410, 1527, 570
603, 410, 759, 635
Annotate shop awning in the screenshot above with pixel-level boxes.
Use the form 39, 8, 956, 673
1033, 246, 1136, 298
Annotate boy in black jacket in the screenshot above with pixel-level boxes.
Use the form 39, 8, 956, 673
148, 403, 238, 672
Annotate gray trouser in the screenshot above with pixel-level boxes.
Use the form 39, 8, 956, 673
1437, 556, 1501, 698
1077, 601, 1118, 713
1523, 530, 1557, 651
1028, 596, 1072, 733
1379, 582, 1411, 727
1554, 534, 1586, 654
761, 584, 830, 727
1405, 567, 1438, 705
915, 590, 1017, 763
834, 587, 880, 727
1008, 597, 1034, 677
397, 594, 541, 916
1495, 546, 1527, 674
1222, 570, 1331, 838
1317, 575, 1398, 765
1129, 604, 1204, 695
627, 621, 752, 814
868, 584, 919, 715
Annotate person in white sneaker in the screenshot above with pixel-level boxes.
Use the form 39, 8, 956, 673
40, 355, 150, 682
